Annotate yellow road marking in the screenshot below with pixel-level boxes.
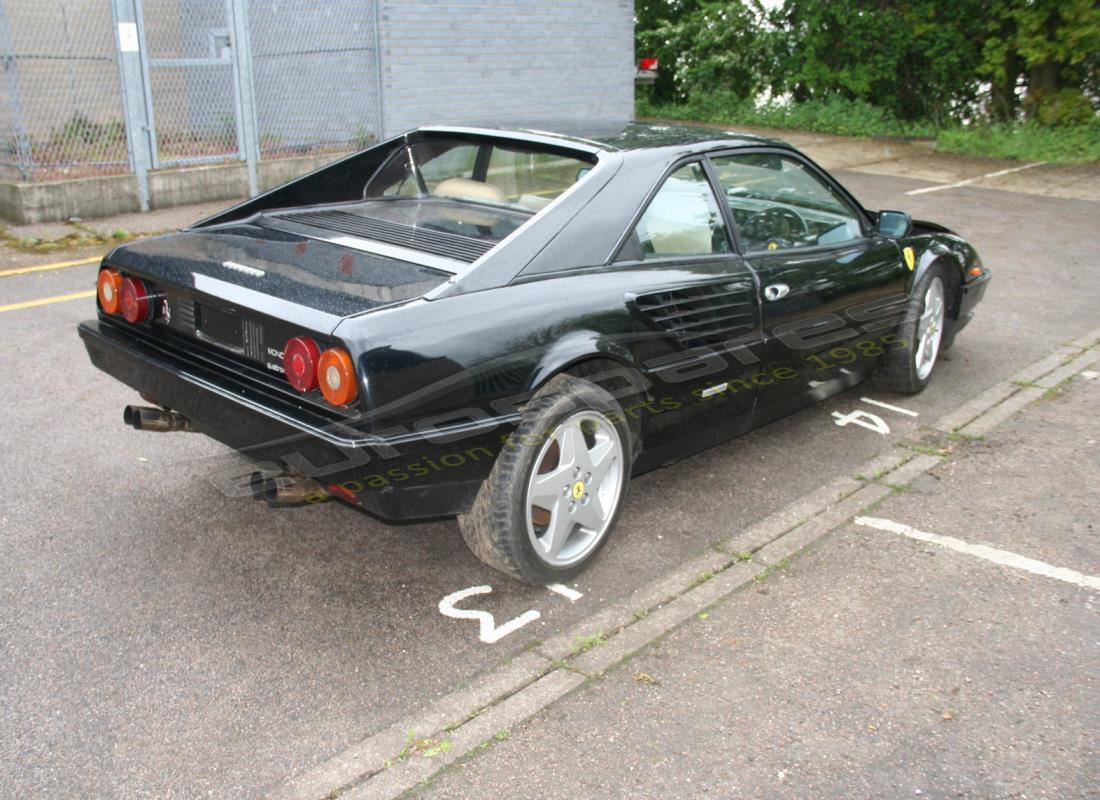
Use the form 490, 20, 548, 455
0, 255, 102, 278
0, 289, 95, 313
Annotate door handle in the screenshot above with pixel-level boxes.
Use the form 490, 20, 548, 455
764, 283, 790, 301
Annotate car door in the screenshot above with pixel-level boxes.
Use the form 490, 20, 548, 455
708, 150, 907, 421
611, 160, 764, 463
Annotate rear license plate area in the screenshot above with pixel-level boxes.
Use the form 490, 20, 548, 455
196, 303, 244, 353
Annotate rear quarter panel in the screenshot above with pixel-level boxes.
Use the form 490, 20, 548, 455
333, 263, 736, 436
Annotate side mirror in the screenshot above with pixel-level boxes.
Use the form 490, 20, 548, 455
877, 210, 912, 238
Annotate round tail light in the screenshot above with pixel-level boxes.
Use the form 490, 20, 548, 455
97, 268, 123, 314
119, 276, 151, 323
318, 347, 358, 406
284, 336, 321, 392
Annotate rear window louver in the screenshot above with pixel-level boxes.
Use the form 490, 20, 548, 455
632, 282, 756, 349
277, 209, 495, 263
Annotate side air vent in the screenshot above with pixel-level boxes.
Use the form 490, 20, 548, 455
632, 281, 756, 349
276, 209, 495, 263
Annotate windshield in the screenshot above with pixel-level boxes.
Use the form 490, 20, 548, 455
364, 137, 595, 214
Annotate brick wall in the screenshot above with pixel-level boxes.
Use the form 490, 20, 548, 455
378, 0, 634, 136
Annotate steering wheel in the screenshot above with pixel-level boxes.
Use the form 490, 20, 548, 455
742, 207, 808, 249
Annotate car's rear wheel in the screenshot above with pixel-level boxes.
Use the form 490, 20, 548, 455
458, 374, 632, 583
872, 264, 947, 394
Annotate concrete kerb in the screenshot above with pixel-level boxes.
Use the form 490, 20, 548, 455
853, 448, 915, 483
1032, 347, 1100, 390
265, 650, 555, 800
931, 330, 1099, 436
1068, 325, 1100, 350
959, 386, 1047, 438
930, 379, 1024, 434
341, 670, 589, 800
876, 453, 945, 487
752, 483, 894, 567
267, 332, 1100, 800
568, 561, 764, 678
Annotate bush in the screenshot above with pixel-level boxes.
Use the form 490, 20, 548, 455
1023, 89, 1098, 128
637, 92, 936, 139
935, 121, 1100, 163
51, 113, 125, 146
637, 91, 1100, 164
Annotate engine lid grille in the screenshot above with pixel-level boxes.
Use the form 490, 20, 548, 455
275, 209, 495, 263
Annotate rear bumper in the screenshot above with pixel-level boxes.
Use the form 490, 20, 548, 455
79, 318, 510, 520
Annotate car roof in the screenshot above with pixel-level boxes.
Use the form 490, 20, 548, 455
577, 121, 784, 152
414, 122, 786, 155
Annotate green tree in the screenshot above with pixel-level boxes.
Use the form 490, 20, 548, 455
638, 1, 768, 101
769, 0, 986, 123
980, 0, 1100, 123
635, 0, 1099, 127
635, 0, 705, 101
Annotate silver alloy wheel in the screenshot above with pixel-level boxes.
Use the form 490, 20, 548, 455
915, 276, 945, 381
524, 410, 625, 568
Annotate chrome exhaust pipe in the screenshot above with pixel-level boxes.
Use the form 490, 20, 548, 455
123, 405, 192, 432
262, 474, 330, 507
248, 472, 270, 501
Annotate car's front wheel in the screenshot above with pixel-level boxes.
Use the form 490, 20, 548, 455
872, 264, 948, 394
458, 374, 632, 583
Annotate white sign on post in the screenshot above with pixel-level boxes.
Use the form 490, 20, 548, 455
117, 23, 139, 53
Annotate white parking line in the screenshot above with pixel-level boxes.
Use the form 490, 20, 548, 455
860, 397, 919, 417
855, 516, 1100, 590
547, 583, 584, 602
904, 161, 1047, 195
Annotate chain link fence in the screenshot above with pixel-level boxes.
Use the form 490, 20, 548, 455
141, 0, 242, 167
0, 0, 382, 183
0, 1, 128, 181
249, 0, 381, 160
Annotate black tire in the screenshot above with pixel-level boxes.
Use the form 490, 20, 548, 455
458, 374, 633, 584
872, 263, 948, 394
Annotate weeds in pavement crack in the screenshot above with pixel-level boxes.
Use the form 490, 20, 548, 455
573, 632, 607, 654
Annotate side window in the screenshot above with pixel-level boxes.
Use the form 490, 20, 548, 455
710, 153, 863, 253
485, 147, 584, 211
373, 143, 481, 197
418, 143, 479, 191
372, 148, 419, 197
621, 162, 731, 261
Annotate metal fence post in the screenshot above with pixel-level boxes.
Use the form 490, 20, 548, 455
110, 0, 153, 210
373, 0, 385, 140
0, 3, 33, 182
227, 0, 259, 197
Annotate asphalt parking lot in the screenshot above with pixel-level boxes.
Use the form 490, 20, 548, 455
416, 371, 1100, 800
1, 162, 1098, 799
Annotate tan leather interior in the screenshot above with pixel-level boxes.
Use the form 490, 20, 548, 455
516, 193, 552, 211
647, 225, 714, 256
435, 205, 500, 226
434, 178, 506, 204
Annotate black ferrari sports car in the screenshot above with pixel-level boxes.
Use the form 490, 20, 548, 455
79, 123, 989, 583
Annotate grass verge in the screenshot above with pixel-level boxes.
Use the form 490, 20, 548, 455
637, 93, 1100, 165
